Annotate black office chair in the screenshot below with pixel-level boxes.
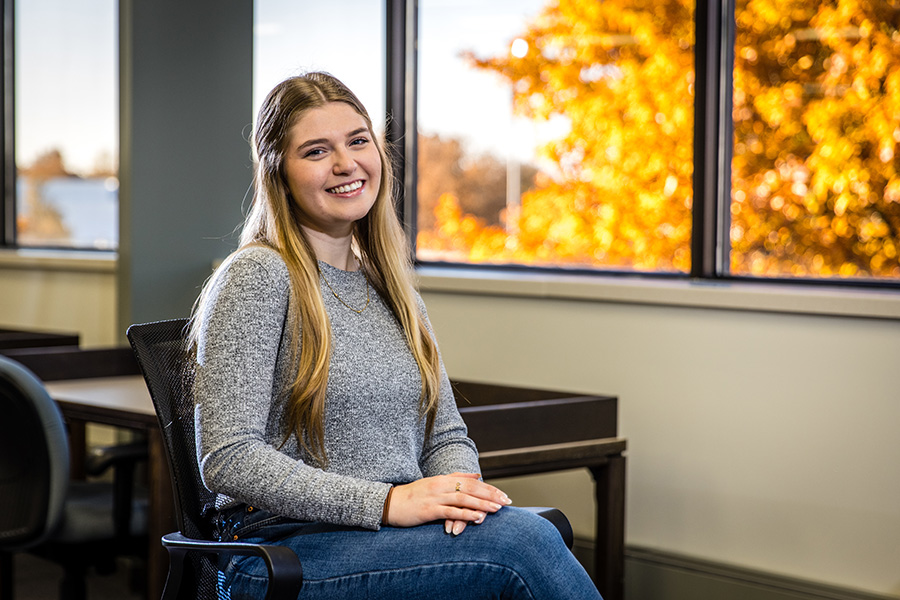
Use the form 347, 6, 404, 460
127, 319, 302, 600
127, 318, 575, 600
0, 355, 148, 600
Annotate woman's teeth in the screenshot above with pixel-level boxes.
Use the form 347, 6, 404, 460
328, 181, 363, 194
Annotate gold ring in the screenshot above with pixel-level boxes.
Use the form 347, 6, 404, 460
455, 481, 461, 492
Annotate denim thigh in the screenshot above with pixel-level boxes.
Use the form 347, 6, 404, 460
218, 505, 601, 600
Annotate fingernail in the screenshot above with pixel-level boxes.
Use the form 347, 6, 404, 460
502, 494, 512, 505
452, 522, 465, 536
475, 513, 486, 524
490, 503, 502, 511
445, 522, 452, 535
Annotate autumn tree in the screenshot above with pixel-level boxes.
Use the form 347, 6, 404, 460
420, 0, 695, 271
417, 0, 900, 280
16, 149, 71, 243
417, 133, 537, 232
732, 0, 900, 278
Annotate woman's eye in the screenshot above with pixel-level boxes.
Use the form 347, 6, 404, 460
350, 137, 369, 147
304, 148, 325, 158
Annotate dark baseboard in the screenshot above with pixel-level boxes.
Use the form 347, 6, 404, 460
571, 540, 896, 600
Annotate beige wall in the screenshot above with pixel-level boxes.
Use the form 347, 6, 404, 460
0, 254, 118, 347
0, 256, 120, 446
4, 261, 898, 597
420, 285, 900, 598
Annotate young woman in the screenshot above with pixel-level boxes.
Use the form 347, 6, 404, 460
190, 72, 602, 599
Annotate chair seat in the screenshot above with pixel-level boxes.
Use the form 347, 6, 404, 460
51, 481, 149, 543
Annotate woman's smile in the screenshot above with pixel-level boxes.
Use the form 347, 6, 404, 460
327, 179, 365, 196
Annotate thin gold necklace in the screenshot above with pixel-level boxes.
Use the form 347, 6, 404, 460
320, 265, 370, 314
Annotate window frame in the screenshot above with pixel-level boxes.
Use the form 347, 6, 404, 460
387, 0, 900, 293
0, 0, 119, 254
1, 0, 14, 246
3, 0, 897, 294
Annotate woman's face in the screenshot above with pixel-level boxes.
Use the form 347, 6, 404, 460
282, 102, 382, 237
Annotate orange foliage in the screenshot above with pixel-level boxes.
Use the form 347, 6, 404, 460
419, 0, 694, 272
731, 0, 900, 278
417, 0, 900, 280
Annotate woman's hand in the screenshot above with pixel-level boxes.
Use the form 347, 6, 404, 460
384, 472, 511, 534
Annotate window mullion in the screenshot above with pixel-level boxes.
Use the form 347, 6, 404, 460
385, 0, 417, 244
717, 0, 736, 278
2, 0, 15, 246
691, 0, 732, 279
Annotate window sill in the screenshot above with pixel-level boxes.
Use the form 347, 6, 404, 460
416, 265, 900, 321
0, 248, 117, 274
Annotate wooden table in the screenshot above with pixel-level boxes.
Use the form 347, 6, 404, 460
453, 381, 626, 600
0, 327, 79, 350
47, 376, 626, 600
45, 376, 175, 600
479, 440, 626, 598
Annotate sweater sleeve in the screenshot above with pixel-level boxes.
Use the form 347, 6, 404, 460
194, 248, 391, 530
416, 297, 482, 477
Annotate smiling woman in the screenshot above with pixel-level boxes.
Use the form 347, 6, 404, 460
186, 72, 601, 600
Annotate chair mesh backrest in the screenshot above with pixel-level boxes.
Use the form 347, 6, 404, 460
128, 319, 229, 599
0, 356, 69, 549
126, 318, 216, 540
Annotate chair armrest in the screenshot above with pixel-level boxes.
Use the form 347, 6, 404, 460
161, 532, 302, 600
523, 506, 574, 549
84, 440, 149, 476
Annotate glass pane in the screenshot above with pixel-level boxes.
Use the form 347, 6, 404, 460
731, 0, 900, 280
416, 0, 695, 272
253, 0, 385, 134
15, 0, 118, 250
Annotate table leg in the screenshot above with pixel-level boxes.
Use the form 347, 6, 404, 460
67, 420, 87, 479
590, 454, 626, 600
147, 430, 176, 600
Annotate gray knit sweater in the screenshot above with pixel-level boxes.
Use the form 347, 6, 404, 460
194, 245, 480, 530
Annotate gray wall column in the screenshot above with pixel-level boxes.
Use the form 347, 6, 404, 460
118, 0, 253, 335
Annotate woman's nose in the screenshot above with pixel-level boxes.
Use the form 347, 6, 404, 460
332, 149, 356, 175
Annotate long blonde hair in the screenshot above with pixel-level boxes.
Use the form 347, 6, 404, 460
192, 72, 442, 465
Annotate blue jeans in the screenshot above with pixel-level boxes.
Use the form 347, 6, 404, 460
215, 504, 602, 599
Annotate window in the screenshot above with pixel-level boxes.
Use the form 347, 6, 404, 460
415, 0, 694, 274
407, 0, 900, 285
730, 0, 900, 281
253, 0, 386, 136
6, 0, 118, 250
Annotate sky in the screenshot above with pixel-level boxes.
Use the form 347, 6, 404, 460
417, 0, 552, 158
254, 0, 563, 163
253, 0, 387, 125
16, 0, 117, 175
18, 0, 562, 175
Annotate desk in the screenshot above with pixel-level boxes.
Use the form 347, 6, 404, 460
453, 381, 626, 600
47, 376, 625, 600
46, 376, 175, 600
480, 441, 626, 598
0, 327, 79, 350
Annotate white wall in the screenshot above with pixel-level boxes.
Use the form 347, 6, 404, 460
420, 287, 900, 598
